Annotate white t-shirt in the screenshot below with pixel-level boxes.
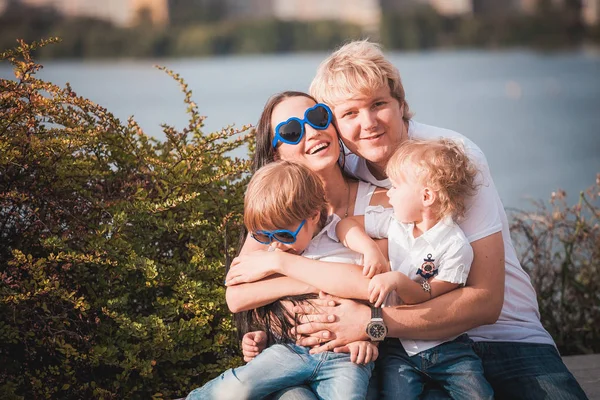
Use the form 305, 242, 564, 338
365, 208, 473, 355
345, 120, 555, 346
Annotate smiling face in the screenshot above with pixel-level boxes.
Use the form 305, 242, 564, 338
271, 96, 341, 173
332, 85, 408, 178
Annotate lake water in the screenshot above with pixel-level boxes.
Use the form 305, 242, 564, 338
1, 50, 599, 209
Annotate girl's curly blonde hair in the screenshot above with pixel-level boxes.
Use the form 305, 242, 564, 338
386, 138, 479, 220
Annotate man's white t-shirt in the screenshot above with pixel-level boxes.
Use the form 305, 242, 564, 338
365, 209, 473, 355
344, 120, 555, 346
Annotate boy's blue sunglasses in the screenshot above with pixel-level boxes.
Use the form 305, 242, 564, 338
272, 103, 333, 148
251, 220, 306, 245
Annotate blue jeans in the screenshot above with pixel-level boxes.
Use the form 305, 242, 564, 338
378, 334, 493, 400
472, 341, 587, 400
186, 343, 373, 400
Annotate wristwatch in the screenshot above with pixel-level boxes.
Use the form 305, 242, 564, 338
365, 306, 387, 341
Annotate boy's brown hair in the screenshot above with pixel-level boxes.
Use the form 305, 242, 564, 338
386, 138, 479, 219
244, 160, 328, 233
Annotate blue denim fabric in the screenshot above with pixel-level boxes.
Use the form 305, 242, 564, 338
186, 343, 373, 400
271, 385, 318, 400
378, 334, 493, 400
472, 341, 587, 400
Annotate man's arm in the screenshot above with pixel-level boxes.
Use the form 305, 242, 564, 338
386, 232, 505, 338
293, 232, 505, 349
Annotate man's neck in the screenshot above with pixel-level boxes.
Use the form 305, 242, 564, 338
365, 119, 411, 181
366, 160, 388, 181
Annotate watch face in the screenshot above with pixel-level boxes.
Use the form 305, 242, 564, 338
368, 323, 386, 339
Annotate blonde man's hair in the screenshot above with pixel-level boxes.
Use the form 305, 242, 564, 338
309, 40, 412, 121
386, 139, 479, 219
245, 160, 328, 233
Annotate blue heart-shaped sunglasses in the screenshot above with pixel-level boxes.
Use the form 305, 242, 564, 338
251, 220, 306, 245
272, 103, 333, 148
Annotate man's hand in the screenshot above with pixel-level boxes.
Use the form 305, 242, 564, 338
291, 292, 371, 354
334, 341, 379, 364
241, 330, 267, 363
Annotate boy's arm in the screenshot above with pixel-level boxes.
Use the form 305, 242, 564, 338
336, 216, 373, 252
383, 272, 459, 305
336, 216, 389, 278
371, 237, 472, 306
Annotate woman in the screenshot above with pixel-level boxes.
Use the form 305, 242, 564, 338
226, 91, 389, 312
224, 91, 390, 400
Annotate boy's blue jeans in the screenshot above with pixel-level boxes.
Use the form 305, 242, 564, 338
186, 343, 373, 400
378, 334, 493, 399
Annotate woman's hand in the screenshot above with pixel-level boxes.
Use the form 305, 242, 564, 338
241, 330, 268, 363
225, 250, 283, 286
334, 341, 379, 364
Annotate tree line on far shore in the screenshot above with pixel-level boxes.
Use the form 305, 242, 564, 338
1, 1, 599, 59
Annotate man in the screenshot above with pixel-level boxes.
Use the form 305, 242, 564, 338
285, 40, 585, 399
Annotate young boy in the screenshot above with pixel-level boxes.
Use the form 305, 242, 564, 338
336, 138, 494, 399
186, 160, 375, 400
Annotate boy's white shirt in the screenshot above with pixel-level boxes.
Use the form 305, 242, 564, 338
364, 207, 473, 355
344, 120, 555, 346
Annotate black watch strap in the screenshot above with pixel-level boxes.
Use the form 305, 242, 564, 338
371, 306, 382, 319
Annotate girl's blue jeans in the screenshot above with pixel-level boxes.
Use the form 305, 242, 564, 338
186, 343, 373, 400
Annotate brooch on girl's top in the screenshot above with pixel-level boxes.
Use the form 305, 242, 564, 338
416, 253, 438, 279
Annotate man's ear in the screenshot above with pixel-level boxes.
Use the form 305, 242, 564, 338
422, 187, 436, 207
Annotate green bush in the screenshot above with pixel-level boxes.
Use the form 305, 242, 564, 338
0, 38, 251, 399
509, 177, 600, 355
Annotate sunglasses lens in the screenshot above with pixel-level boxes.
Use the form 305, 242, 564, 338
278, 120, 303, 143
273, 232, 295, 244
252, 233, 271, 244
306, 106, 330, 128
